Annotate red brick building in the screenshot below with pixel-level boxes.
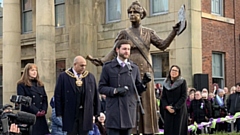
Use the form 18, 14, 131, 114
201, 0, 240, 91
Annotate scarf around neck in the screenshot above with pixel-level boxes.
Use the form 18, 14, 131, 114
216, 95, 224, 106
163, 77, 184, 91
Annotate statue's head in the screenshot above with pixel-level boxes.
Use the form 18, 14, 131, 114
127, 1, 147, 20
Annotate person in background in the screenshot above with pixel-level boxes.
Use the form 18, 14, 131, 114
1, 104, 21, 135
208, 92, 215, 101
201, 88, 208, 99
223, 87, 230, 106
186, 88, 196, 125
230, 86, 236, 94
95, 112, 107, 135
155, 83, 163, 129
189, 91, 211, 135
88, 116, 100, 135
155, 83, 162, 100
212, 83, 220, 95
162, 65, 188, 135
17, 63, 49, 135
212, 89, 228, 132
227, 83, 240, 132
50, 97, 67, 135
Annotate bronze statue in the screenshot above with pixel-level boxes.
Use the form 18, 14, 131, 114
87, 1, 185, 134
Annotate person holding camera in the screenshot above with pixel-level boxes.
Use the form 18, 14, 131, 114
16, 63, 49, 135
98, 39, 151, 135
0, 105, 21, 135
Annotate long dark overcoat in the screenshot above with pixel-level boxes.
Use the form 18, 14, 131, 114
17, 82, 49, 135
99, 26, 177, 133
161, 78, 188, 135
54, 68, 100, 132
98, 58, 146, 129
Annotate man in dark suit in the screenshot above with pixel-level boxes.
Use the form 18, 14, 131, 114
54, 56, 100, 135
98, 39, 151, 135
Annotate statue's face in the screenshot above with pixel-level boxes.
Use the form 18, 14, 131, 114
128, 7, 141, 23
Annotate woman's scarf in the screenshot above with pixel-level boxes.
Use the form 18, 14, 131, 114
163, 77, 184, 91
216, 95, 224, 106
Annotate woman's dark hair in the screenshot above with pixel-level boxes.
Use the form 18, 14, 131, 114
166, 65, 181, 82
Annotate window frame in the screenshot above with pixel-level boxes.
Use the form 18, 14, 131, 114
151, 52, 169, 85
55, 0, 65, 27
21, 0, 33, 33
106, 0, 121, 23
150, 0, 169, 16
211, 0, 223, 16
212, 52, 225, 88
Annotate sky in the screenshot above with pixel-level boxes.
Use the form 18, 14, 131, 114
0, 0, 2, 7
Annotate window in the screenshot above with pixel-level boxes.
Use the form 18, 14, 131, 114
211, 0, 223, 16
0, 2, 3, 36
56, 60, 65, 80
106, 0, 121, 23
151, 52, 169, 85
21, 59, 34, 68
55, 0, 65, 27
150, 0, 168, 15
212, 53, 224, 88
21, 0, 32, 33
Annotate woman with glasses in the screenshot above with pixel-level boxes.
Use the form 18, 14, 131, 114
162, 65, 188, 135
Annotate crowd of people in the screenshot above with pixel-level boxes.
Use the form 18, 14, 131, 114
155, 81, 240, 135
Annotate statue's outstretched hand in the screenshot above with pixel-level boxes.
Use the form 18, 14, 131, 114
172, 22, 181, 32
86, 55, 103, 66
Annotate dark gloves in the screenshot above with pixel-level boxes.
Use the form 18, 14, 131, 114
142, 72, 151, 85
116, 86, 129, 96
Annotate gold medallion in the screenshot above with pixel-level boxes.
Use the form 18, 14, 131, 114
76, 79, 83, 86
65, 69, 89, 87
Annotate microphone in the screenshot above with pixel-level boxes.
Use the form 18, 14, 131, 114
16, 111, 36, 125
126, 62, 132, 71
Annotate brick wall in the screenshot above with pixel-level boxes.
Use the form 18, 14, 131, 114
201, 0, 240, 91
234, 0, 240, 83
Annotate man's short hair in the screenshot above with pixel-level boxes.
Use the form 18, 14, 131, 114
115, 39, 132, 49
236, 82, 240, 87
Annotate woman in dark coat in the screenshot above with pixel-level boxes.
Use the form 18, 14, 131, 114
17, 63, 50, 135
161, 65, 188, 135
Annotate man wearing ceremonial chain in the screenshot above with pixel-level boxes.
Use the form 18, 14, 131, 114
54, 56, 100, 135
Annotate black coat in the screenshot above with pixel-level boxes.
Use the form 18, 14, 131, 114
54, 69, 100, 132
189, 99, 211, 123
162, 78, 188, 135
212, 96, 227, 118
17, 81, 49, 135
98, 59, 146, 129
227, 92, 240, 115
